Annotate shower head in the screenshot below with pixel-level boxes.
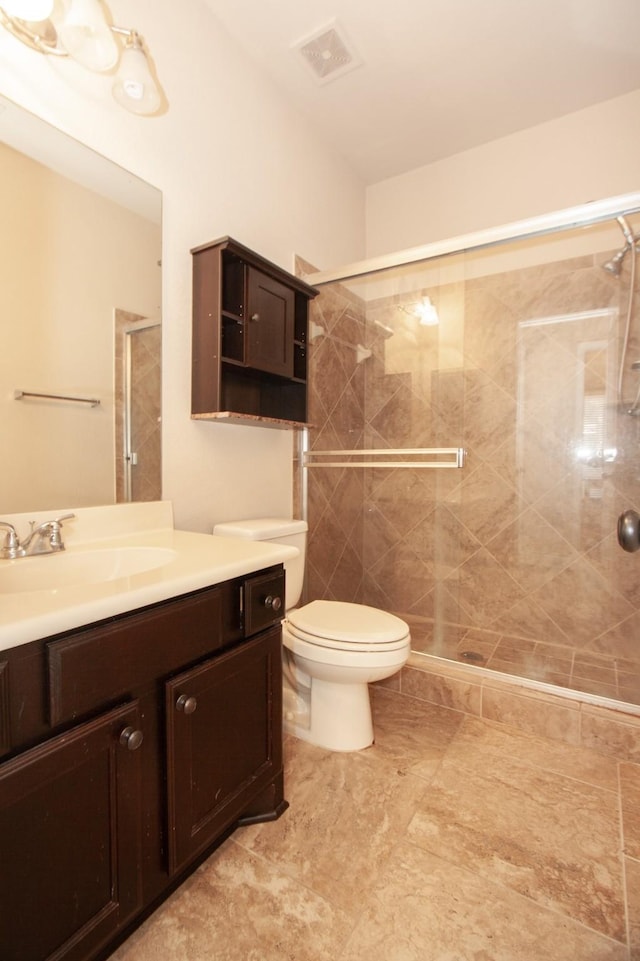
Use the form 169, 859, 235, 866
602, 215, 638, 274
603, 247, 629, 275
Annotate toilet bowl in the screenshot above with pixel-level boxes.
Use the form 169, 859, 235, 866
283, 600, 410, 751
212, 519, 410, 752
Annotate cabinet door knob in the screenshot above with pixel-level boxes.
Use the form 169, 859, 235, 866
250, 312, 260, 322
264, 594, 282, 612
119, 726, 144, 751
176, 694, 198, 714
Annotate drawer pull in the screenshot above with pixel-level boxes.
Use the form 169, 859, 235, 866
119, 726, 144, 751
176, 694, 198, 715
264, 595, 282, 612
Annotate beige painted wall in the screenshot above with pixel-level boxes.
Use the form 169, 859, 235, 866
0, 0, 365, 533
366, 89, 640, 258
0, 143, 160, 512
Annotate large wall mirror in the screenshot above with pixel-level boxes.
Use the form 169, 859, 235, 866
0, 95, 162, 515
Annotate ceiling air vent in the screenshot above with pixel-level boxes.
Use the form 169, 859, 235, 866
294, 21, 361, 85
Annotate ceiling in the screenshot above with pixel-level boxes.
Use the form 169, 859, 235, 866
203, 0, 640, 184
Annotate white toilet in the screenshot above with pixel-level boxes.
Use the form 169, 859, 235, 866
213, 518, 410, 752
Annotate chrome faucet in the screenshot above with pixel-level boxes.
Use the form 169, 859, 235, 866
0, 513, 76, 559
22, 513, 76, 556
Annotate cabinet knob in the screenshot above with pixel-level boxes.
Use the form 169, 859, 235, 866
176, 694, 198, 715
250, 312, 260, 322
119, 726, 144, 751
264, 594, 282, 612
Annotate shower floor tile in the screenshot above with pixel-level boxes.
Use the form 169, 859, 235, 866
110, 689, 637, 961
404, 612, 640, 706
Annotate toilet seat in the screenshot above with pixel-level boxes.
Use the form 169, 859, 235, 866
286, 600, 410, 653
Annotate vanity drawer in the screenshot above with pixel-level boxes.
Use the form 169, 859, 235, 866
48, 587, 224, 726
243, 568, 285, 637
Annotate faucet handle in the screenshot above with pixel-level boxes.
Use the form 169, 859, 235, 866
46, 513, 75, 550
0, 521, 25, 559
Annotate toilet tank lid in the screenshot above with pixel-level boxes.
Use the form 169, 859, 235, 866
213, 518, 308, 540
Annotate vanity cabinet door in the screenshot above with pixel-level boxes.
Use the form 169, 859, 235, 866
0, 701, 143, 961
166, 626, 283, 874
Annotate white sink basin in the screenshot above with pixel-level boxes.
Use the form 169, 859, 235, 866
0, 547, 177, 594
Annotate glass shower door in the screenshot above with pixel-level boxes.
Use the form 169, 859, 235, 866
304, 212, 640, 708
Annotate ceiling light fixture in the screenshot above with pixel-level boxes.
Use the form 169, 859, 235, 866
0, 0, 162, 116
2, 0, 53, 19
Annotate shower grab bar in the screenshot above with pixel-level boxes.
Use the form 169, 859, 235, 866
303, 447, 465, 469
14, 390, 101, 408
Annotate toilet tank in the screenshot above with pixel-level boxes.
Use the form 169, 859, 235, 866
212, 518, 307, 610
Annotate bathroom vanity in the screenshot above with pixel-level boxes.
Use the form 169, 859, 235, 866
0, 503, 294, 961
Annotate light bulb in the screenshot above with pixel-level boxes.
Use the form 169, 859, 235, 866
1, 0, 54, 18
112, 37, 161, 115
416, 297, 439, 326
56, 0, 118, 71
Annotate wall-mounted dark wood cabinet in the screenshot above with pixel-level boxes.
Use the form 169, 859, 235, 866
191, 237, 318, 428
0, 566, 286, 961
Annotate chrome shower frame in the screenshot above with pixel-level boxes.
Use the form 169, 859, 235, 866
305, 191, 640, 417
305, 191, 640, 287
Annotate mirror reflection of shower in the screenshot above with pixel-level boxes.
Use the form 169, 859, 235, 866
605, 215, 640, 414
124, 322, 162, 502
115, 311, 162, 503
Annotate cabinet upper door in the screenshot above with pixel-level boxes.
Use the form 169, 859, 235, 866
245, 267, 294, 377
0, 701, 143, 961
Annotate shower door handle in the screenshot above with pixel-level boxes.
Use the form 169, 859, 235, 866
617, 509, 640, 552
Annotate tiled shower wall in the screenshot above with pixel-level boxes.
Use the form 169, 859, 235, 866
305, 246, 640, 705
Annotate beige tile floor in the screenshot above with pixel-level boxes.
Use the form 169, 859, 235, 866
111, 689, 640, 961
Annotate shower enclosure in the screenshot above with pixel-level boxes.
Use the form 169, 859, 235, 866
299, 193, 640, 710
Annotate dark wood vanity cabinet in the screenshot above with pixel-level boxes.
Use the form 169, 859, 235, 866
191, 236, 317, 427
0, 565, 286, 961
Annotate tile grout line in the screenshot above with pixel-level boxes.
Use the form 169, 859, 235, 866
617, 760, 633, 958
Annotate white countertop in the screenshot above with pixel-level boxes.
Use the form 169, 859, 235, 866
0, 502, 297, 652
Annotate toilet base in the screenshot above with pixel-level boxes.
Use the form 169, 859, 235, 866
285, 678, 374, 752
